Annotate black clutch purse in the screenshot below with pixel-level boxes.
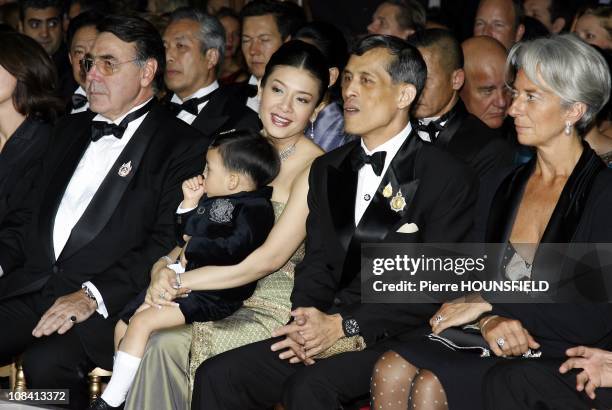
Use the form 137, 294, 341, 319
427, 324, 542, 359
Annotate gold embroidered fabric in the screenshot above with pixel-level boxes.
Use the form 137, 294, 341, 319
312, 336, 366, 359
189, 201, 304, 386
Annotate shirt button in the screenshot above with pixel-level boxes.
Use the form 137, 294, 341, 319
52, 265, 59, 274
364, 194, 371, 201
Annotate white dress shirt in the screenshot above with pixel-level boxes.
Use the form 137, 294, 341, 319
416, 116, 447, 142
53, 98, 153, 318
246, 75, 260, 114
170, 81, 220, 125
354, 122, 412, 225
70, 86, 89, 114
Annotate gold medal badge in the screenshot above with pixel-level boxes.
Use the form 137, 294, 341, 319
390, 189, 406, 212
382, 182, 393, 198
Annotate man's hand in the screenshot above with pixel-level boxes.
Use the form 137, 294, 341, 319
32, 289, 97, 337
560, 346, 612, 399
181, 175, 205, 209
273, 307, 344, 360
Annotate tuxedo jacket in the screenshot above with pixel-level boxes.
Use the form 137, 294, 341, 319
475, 145, 612, 357
0, 117, 52, 222
163, 84, 261, 138
0, 101, 209, 368
290, 129, 478, 346
432, 101, 516, 180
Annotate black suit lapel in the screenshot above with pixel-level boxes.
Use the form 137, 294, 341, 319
435, 100, 468, 149
327, 143, 359, 253
39, 119, 93, 263
57, 106, 161, 262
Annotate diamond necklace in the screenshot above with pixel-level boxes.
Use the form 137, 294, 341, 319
278, 142, 297, 161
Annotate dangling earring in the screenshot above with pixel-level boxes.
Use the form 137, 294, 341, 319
564, 121, 572, 135
309, 119, 315, 139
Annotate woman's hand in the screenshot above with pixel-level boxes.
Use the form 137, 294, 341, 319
430, 294, 492, 334
480, 315, 540, 357
559, 346, 612, 399
145, 262, 180, 308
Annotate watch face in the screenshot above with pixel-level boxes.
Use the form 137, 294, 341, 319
344, 318, 360, 336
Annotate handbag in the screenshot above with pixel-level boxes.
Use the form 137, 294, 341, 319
427, 324, 542, 359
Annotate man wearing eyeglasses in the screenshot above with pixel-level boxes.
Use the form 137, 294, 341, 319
0, 15, 207, 410
19, 0, 76, 102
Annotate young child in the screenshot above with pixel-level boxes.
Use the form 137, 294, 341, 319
89, 129, 280, 410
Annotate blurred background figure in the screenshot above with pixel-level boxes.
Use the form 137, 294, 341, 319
473, 0, 525, 49
65, 10, 101, 114
573, 5, 612, 50
523, 0, 577, 33
367, 0, 425, 39
216, 7, 248, 84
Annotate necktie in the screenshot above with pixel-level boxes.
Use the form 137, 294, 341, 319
350, 146, 387, 176
71, 94, 88, 110
169, 91, 216, 116
90, 99, 155, 142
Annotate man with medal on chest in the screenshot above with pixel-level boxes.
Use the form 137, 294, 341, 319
191, 34, 478, 410
0, 15, 206, 410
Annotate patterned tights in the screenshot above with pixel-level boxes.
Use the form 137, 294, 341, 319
370, 350, 448, 410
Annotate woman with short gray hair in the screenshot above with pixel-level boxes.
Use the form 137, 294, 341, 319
369, 34, 612, 410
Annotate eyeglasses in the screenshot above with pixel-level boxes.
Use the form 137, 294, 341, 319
80, 56, 139, 76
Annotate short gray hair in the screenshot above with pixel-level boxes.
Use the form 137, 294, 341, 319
506, 34, 611, 135
168, 7, 226, 77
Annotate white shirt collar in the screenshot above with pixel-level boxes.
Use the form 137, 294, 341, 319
170, 81, 220, 104
361, 122, 412, 159
93, 97, 154, 125
248, 75, 258, 86
74, 86, 86, 96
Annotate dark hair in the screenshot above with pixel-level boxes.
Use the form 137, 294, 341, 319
215, 6, 239, 22
239, 0, 305, 40
295, 22, 348, 102
407, 28, 463, 71
209, 129, 280, 188
66, 10, 102, 49
19, 0, 63, 20
383, 0, 426, 33
549, 0, 579, 32
97, 15, 165, 90
0, 23, 17, 33
260, 40, 330, 106
520, 15, 550, 41
68, 0, 112, 15
168, 7, 226, 76
0, 32, 63, 120
353, 34, 427, 102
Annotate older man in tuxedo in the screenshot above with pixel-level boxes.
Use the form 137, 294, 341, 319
162, 7, 259, 137
191, 34, 478, 410
0, 15, 206, 409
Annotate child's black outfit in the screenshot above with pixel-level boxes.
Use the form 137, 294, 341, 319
120, 186, 275, 323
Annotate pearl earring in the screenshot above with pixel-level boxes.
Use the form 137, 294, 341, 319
564, 121, 572, 135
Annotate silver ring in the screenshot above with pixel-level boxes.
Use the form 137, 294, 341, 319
159, 291, 166, 299
434, 314, 444, 324
496, 337, 506, 348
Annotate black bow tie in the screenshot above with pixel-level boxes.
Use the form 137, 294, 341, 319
71, 93, 88, 110
415, 119, 445, 141
169, 92, 216, 116
350, 146, 387, 176
90, 99, 155, 142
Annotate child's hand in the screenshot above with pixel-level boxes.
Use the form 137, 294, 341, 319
181, 175, 205, 208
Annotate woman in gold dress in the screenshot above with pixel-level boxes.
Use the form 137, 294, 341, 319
124, 40, 330, 409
